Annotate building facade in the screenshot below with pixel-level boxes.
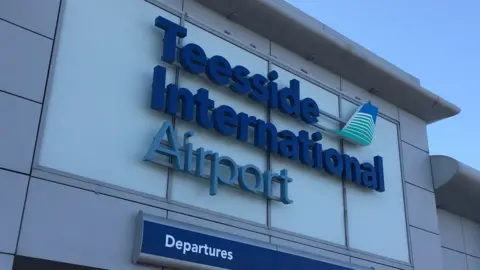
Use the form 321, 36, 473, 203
0, 0, 479, 269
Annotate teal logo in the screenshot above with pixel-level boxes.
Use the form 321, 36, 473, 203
332, 102, 378, 146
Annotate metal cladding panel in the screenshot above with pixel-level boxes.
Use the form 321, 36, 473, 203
342, 99, 409, 263
36, 0, 179, 197
431, 155, 480, 223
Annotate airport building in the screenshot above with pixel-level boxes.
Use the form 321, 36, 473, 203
1, 0, 479, 269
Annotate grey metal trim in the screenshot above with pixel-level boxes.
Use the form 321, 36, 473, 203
145, 0, 183, 17
270, 224, 347, 252
31, 165, 272, 227
431, 155, 480, 223
31, 167, 412, 269
273, 247, 370, 270
397, 119, 414, 264
195, 0, 460, 124
131, 211, 144, 264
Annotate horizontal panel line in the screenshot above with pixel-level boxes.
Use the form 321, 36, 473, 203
409, 225, 439, 235
404, 181, 434, 193
32, 168, 411, 268
168, 54, 345, 126
400, 140, 429, 154
145, 0, 400, 127
442, 246, 480, 259
0, 89, 42, 105
0, 166, 31, 177
0, 18, 52, 40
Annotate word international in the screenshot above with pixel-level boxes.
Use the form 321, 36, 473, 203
144, 15, 385, 203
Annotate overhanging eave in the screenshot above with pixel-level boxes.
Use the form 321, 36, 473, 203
431, 155, 480, 222
196, 0, 461, 123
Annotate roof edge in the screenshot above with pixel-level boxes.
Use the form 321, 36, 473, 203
259, 0, 461, 122
196, 0, 461, 123
431, 155, 480, 222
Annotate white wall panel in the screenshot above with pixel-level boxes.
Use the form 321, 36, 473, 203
270, 43, 341, 90
341, 99, 409, 262
340, 79, 399, 120
171, 23, 269, 224
37, 0, 178, 197
270, 66, 345, 245
270, 65, 339, 130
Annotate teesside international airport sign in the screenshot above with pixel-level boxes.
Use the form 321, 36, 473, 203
144, 16, 385, 204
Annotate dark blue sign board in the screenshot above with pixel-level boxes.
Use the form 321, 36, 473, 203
133, 211, 364, 270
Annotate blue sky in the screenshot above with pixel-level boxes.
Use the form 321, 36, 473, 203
286, 0, 480, 169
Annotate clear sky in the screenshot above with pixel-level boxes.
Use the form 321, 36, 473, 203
286, 0, 480, 169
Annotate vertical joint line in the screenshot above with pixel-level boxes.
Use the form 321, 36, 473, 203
266, 59, 272, 229
15, 0, 64, 255
167, 12, 185, 201
339, 97, 349, 248
397, 122, 414, 264
460, 218, 468, 264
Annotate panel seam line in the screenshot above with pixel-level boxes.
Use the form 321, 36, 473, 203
0, 90, 42, 105
0, 18, 53, 40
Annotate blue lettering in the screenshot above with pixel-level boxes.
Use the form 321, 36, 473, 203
151, 65, 167, 111
155, 16, 187, 64
144, 121, 181, 169
237, 113, 256, 143
312, 132, 323, 169
267, 70, 279, 109
195, 148, 214, 178
151, 15, 386, 194
279, 169, 293, 204
278, 79, 301, 118
361, 162, 377, 188
300, 98, 320, 124
212, 105, 237, 136
165, 84, 194, 121
238, 164, 263, 193
194, 88, 215, 129
254, 120, 278, 153
323, 148, 343, 177
206, 56, 232, 85
278, 130, 298, 160
342, 154, 361, 184
249, 74, 269, 103
374, 156, 385, 192
180, 43, 207, 74
230, 65, 251, 94
298, 130, 313, 167
210, 154, 238, 195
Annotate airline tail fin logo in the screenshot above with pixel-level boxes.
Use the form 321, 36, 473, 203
332, 102, 378, 146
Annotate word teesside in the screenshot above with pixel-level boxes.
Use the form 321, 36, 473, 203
144, 15, 385, 204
